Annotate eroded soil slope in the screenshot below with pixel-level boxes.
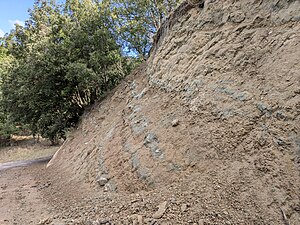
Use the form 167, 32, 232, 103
47, 0, 300, 224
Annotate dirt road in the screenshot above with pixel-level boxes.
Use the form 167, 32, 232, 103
0, 160, 61, 225
0, 156, 52, 171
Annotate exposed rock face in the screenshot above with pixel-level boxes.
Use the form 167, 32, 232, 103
48, 0, 300, 224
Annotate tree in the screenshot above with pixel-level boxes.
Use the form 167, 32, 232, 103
103, 0, 181, 59
1, 0, 130, 144
0, 43, 17, 143
1, 0, 179, 144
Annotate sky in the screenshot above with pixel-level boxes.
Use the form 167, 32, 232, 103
0, 0, 35, 37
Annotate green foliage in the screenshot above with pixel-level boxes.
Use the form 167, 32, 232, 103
0, 0, 180, 144
1, 0, 130, 144
104, 0, 181, 58
0, 44, 17, 142
0, 105, 18, 142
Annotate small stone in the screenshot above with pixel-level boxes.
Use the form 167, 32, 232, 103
170, 197, 176, 204
198, 219, 205, 225
97, 176, 109, 186
92, 220, 100, 225
129, 214, 138, 225
137, 215, 143, 224
38, 218, 52, 225
180, 203, 188, 212
153, 201, 168, 219
171, 119, 179, 127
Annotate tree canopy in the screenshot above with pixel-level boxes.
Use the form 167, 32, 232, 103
105, 0, 180, 58
0, 0, 180, 145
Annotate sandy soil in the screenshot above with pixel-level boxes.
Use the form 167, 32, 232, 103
0, 163, 61, 225
0, 137, 61, 225
0, 159, 296, 225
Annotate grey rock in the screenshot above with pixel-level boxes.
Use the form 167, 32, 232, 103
97, 176, 109, 186
104, 181, 117, 192
180, 203, 188, 212
153, 201, 168, 219
144, 133, 164, 159
171, 119, 179, 127
144, 133, 158, 144
257, 102, 272, 116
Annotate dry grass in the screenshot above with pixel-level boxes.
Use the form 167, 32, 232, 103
0, 136, 59, 163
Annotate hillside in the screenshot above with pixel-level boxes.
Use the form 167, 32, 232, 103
45, 0, 300, 224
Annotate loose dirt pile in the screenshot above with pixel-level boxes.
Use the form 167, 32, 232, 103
43, 0, 299, 224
